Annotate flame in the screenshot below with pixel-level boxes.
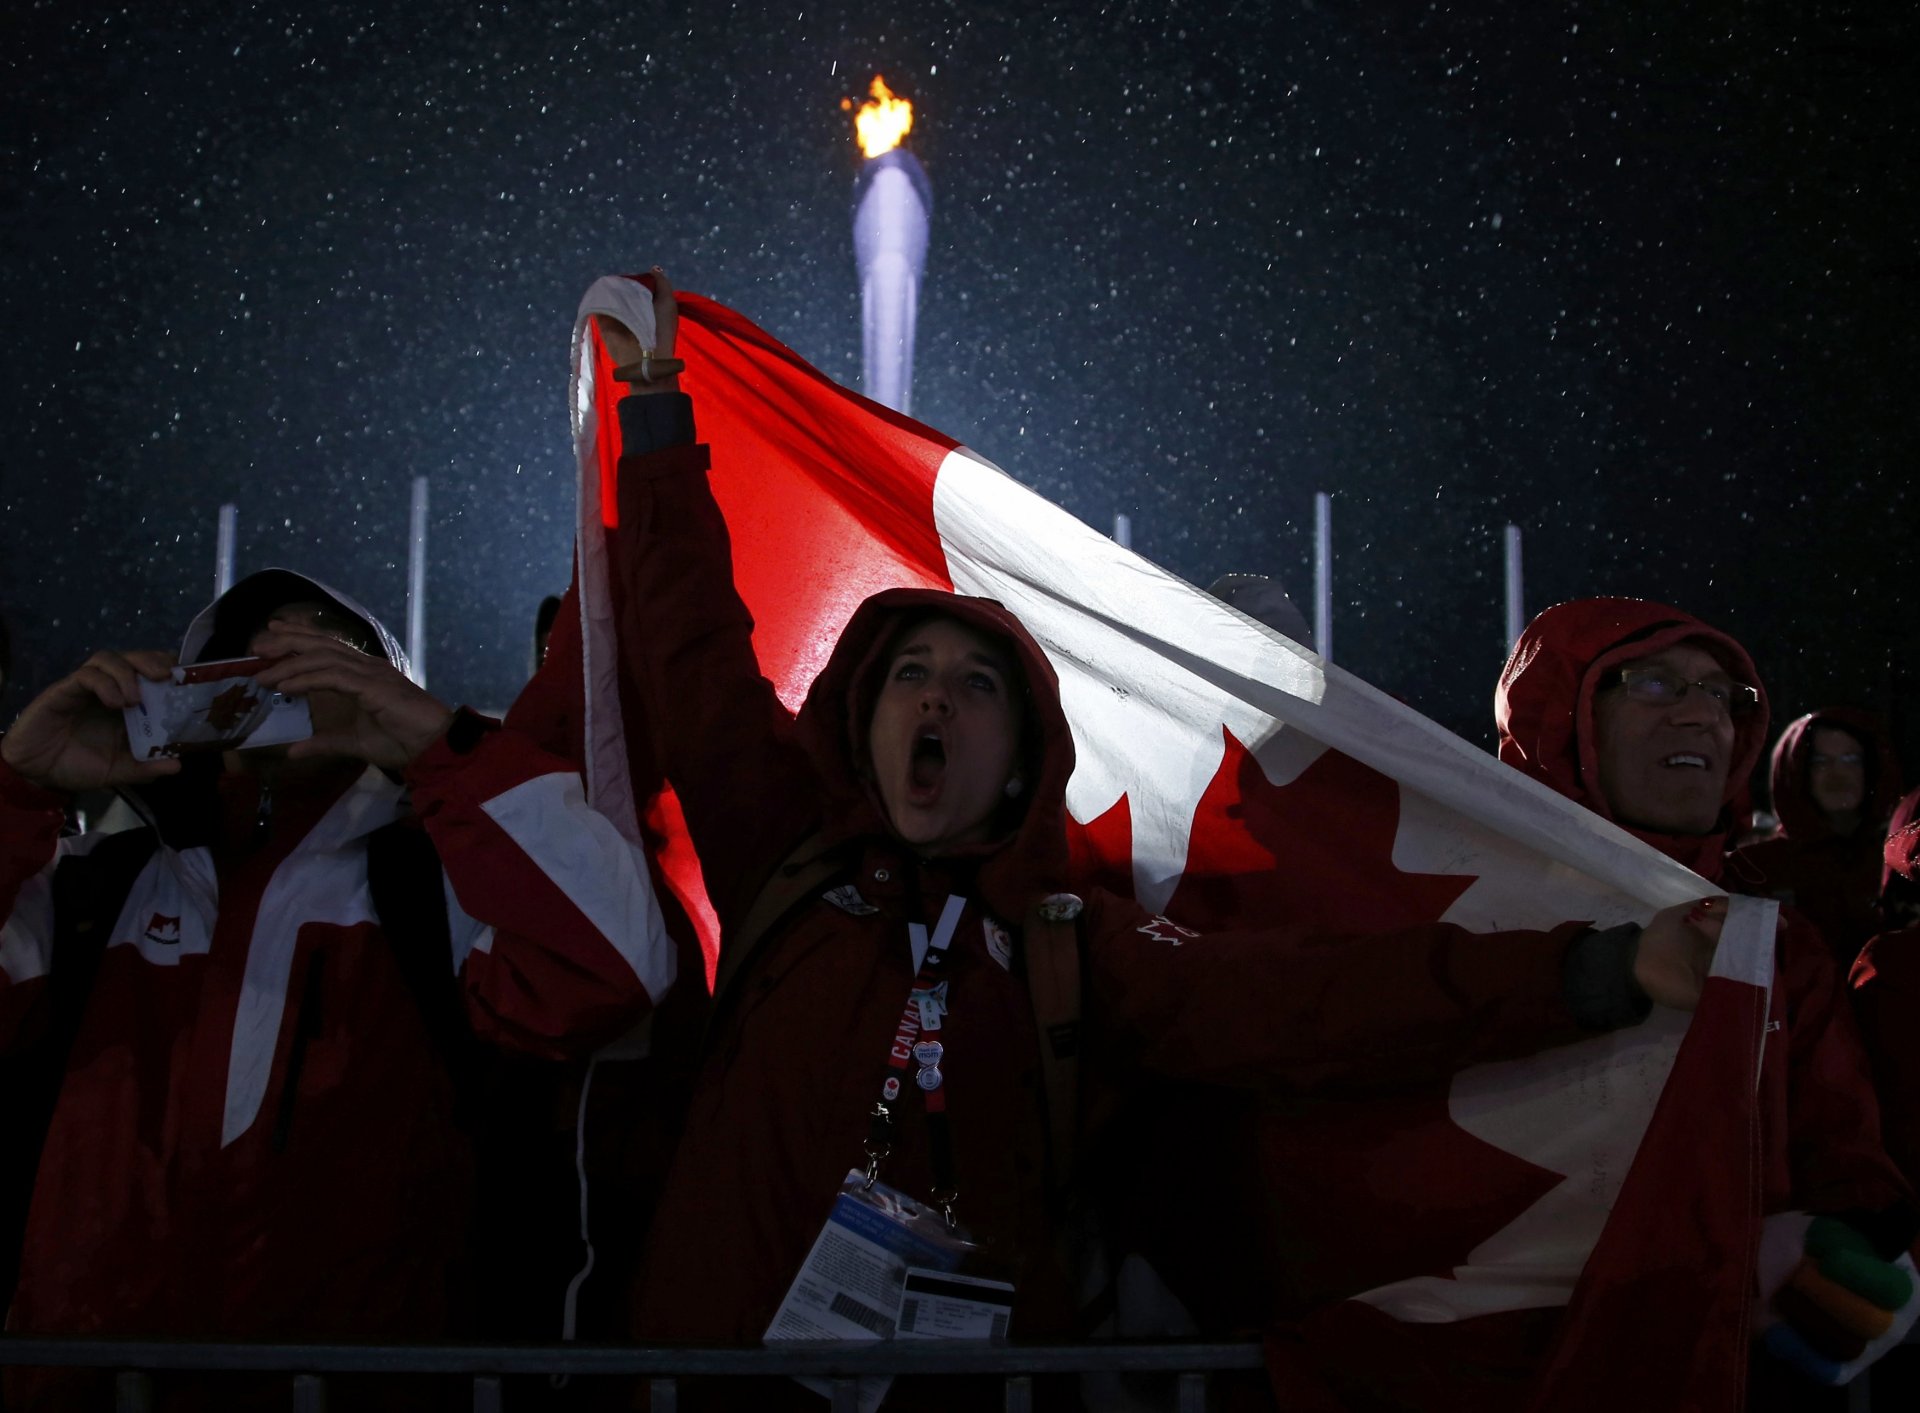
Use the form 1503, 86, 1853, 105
841, 75, 913, 159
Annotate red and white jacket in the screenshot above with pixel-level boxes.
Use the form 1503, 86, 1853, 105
0, 716, 673, 1345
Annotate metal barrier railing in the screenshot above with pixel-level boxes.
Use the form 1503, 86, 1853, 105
0, 1337, 1268, 1412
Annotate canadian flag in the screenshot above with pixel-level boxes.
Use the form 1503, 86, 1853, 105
563, 275, 1774, 1410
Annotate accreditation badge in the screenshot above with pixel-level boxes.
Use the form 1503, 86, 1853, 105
765, 1169, 1012, 1412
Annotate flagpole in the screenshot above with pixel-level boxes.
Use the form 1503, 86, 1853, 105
1113, 512, 1132, 550
1314, 491, 1333, 662
214, 503, 237, 598
406, 475, 428, 688
1503, 523, 1525, 650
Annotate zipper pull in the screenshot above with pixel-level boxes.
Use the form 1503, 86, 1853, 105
251, 776, 274, 846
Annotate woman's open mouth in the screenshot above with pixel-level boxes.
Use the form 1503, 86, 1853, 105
908, 728, 947, 802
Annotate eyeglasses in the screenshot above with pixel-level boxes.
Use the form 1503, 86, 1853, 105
1611, 666, 1761, 717
1810, 753, 1865, 769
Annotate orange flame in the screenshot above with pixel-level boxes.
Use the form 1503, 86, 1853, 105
841, 75, 913, 159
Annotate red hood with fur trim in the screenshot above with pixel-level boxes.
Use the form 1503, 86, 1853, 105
793, 586, 1076, 924
1766, 707, 1904, 843
1496, 597, 1769, 881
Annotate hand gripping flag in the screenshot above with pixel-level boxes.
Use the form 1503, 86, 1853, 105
562, 274, 1772, 1411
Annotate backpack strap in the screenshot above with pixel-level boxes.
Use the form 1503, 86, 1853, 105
366, 820, 456, 1008
709, 829, 849, 1009
364, 820, 485, 1113
47, 828, 161, 1048
1023, 894, 1086, 1191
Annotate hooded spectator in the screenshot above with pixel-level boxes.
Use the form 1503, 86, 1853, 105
1734, 709, 1906, 968
1853, 787, 1920, 1182
1499, 598, 1915, 1398
532, 592, 564, 675
1496, 597, 1769, 878
1846, 790, 1920, 1405
0, 569, 673, 1406
1880, 787, 1920, 935
1206, 572, 1314, 648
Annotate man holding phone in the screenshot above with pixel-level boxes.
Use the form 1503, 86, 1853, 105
0, 569, 676, 1401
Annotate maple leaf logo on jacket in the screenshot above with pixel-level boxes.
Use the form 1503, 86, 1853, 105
144, 914, 181, 945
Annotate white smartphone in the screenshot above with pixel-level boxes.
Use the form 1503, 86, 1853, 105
122, 657, 314, 761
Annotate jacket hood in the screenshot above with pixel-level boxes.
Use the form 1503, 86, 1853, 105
1766, 707, 1904, 843
128, 569, 406, 847
1884, 785, 1920, 895
1496, 597, 1769, 880
180, 568, 409, 677
795, 587, 1075, 923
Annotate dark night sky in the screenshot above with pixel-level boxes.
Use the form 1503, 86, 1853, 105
3, 0, 1914, 769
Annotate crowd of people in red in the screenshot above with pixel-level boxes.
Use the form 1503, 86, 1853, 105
1, 275, 1915, 1412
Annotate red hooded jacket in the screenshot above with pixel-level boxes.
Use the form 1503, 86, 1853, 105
1495, 597, 1769, 879
602, 394, 1626, 1390
1851, 786, 1920, 1185
1497, 597, 1905, 1216
0, 572, 674, 1406
1883, 786, 1920, 919
1733, 708, 1906, 968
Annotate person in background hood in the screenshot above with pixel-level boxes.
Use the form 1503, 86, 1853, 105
1734, 709, 1906, 970
1206, 572, 1314, 649
1499, 598, 1916, 1401
1846, 793, 1920, 1407
586, 276, 1725, 1410
531, 592, 563, 675
1854, 787, 1920, 1181
1879, 787, 1920, 936
0, 570, 675, 1407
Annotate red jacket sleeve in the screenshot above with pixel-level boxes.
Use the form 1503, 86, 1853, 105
608, 406, 821, 938
0, 761, 70, 1052
1771, 911, 1911, 1214
1086, 889, 1600, 1092
404, 722, 672, 1058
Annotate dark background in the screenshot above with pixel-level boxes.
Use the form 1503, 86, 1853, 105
3, 0, 1914, 773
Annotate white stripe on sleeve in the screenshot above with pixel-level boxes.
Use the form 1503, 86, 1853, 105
0, 828, 123, 984
0, 865, 58, 985
477, 771, 676, 1002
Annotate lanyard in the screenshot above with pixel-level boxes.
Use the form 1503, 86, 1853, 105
864, 894, 967, 1227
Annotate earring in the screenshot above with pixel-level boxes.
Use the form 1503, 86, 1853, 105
1004, 777, 1025, 799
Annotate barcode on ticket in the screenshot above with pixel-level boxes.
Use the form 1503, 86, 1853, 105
829, 1290, 896, 1337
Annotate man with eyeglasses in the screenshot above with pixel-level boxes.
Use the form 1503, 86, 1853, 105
1498, 598, 1918, 1396
1734, 709, 1906, 970
1591, 652, 1764, 839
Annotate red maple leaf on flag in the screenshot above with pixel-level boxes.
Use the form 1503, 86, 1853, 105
1081, 731, 1562, 1334
1069, 729, 1474, 934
